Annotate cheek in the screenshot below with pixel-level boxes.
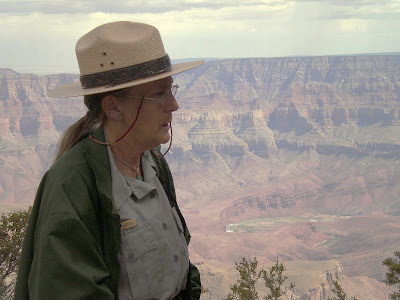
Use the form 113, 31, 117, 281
145, 120, 160, 133
136, 114, 160, 134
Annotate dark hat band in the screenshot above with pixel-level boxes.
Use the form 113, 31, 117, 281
80, 55, 171, 89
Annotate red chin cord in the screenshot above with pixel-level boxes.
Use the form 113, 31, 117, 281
89, 100, 173, 157
151, 122, 173, 158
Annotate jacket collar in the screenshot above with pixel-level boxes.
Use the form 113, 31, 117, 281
85, 127, 113, 201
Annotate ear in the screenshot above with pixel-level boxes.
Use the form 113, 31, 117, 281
101, 94, 123, 120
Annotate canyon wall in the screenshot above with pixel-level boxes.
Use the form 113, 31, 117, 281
1, 55, 399, 299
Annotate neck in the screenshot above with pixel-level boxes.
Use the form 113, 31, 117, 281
110, 144, 143, 179
104, 124, 144, 178
112, 150, 143, 180
111, 144, 142, 166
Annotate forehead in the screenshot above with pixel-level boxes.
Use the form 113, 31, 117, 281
133, 76, 173, 94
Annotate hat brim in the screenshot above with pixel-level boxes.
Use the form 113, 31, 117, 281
47, 60, 205, 98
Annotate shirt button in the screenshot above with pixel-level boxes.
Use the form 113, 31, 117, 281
128, 253, 135, 260
149, 191, 156, 198
174, 254, 179, 261
162, 223, 167, 229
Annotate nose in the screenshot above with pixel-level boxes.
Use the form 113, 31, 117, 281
165, 94, 179, 112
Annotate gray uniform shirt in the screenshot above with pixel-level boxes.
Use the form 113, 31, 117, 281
107, 147, 189, 300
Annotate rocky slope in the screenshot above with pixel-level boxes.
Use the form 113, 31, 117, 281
1, 55, 400, 299
0, 69, 82, 204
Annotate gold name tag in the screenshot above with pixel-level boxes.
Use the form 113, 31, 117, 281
120, 219, 137, 231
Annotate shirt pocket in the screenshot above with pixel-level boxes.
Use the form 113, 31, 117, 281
119, 222, 158, 262
119, 222, 163, 300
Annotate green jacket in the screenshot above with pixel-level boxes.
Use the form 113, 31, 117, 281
14, 128, 201, 300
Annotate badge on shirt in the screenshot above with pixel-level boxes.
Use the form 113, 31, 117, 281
120, 219, 137, 231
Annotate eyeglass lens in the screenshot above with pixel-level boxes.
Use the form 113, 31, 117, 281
161, 85, 179, 103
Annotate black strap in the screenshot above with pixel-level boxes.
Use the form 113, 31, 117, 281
80, 55, 171, 88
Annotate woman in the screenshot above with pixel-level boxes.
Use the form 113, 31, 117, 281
14, 21, 204, 300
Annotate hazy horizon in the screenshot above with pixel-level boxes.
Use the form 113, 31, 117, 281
3, 51, 400, 75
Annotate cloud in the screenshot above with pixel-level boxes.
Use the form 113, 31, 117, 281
2, 0, 399, 22
291, 0, 400, 20
3, 0, 398, 24
1, 0, 399, 73
293, 0, 394, 6
0, 0, 286, 15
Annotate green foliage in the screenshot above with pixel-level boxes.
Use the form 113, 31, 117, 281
383, 251, 400, 300
226, 256, 259, 300
225, 256, 294, 300
0, 207, 31, 300
327, 280, 357, 300
259, 257, 295, 300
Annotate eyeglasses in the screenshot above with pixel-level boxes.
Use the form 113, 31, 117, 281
125, 84, 179, 106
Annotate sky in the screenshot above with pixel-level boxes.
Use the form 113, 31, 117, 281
1, 0, 400, 74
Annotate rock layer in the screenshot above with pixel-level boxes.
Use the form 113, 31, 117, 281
1, 55, 400, 299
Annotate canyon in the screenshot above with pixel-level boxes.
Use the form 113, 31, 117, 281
1, 54, 400, 299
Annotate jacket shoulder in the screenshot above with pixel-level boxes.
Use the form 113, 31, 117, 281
49, 138, 91, 178
41, 138, 101, 218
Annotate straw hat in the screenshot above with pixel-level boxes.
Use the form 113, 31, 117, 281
48, 21, 204, 98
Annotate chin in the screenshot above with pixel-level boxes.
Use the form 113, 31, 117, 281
149, 133, 170, 148
159, 135, 171, 145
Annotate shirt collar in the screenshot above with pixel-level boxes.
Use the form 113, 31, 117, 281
106, 143, 159, 210
124, 151, 157, 200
